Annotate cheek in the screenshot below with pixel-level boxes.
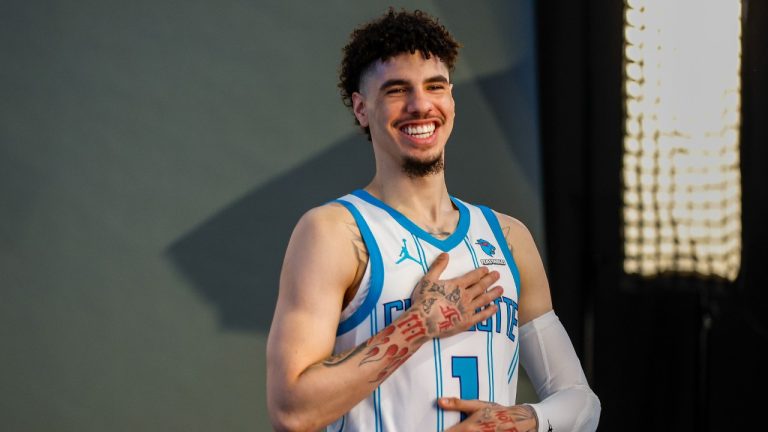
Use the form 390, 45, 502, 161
442, 97, 456, 118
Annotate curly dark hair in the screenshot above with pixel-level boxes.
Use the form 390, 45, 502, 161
338, 8, 461, 140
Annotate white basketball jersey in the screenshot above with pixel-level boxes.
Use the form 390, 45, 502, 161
328, 190, 522, 432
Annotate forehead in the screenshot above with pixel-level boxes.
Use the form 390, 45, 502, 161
360, 52, 450, 92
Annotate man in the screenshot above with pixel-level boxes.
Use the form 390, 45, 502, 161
267, 9, 600, 432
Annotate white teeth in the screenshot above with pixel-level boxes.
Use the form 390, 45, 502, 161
401, 123, 436, 138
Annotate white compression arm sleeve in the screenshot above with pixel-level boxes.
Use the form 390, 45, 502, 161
519, 310, 601, 432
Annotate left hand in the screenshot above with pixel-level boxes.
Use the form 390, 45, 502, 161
439, 397, 538, 432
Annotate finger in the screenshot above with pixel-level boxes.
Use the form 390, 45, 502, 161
466, 270, 500, 295
468, 303, 499, 327
438, 397, 490, 413
424, 253, 450, 281
469, 286, 503, 309
451, 266, 490, 287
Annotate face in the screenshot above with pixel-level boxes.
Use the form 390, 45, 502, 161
352, 52, 455, 174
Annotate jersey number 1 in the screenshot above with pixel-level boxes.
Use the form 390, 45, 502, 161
451, 356, 479, 421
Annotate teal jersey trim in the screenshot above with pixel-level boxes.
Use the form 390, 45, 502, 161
351, 189, 470, 252
478, 205, 521, 299
334, 199, 385, 336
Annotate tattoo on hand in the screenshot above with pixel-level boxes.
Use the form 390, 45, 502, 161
413, 274, 474, 338
422, 298, 436, 314
437, 305, 461, 332
446, 287, 461, 303
469, 405, 538, 432
427, 281, 446, 296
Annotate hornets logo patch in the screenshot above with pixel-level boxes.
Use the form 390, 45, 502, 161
475, 238, 506, 266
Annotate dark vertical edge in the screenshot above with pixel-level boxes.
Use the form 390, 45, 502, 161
535, 0, 590, 370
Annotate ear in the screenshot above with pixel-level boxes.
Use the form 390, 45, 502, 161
351, 92, 368, 127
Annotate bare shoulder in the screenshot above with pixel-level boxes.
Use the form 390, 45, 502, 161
280, 201, 367, 303
268, 202, 367, 388
288, 202, 365, 252
492, 211, 553, 325
297, 201, 357, 232
493, 211, 535, 252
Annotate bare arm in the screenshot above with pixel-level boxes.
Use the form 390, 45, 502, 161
266, 204, 503, 432
497, 213, 553, 326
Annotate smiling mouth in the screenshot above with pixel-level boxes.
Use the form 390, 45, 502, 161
399, 122, 437, 139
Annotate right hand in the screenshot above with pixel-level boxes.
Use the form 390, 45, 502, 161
410, 253, 503, 339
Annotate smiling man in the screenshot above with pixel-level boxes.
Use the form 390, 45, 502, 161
266, 9, 600, 432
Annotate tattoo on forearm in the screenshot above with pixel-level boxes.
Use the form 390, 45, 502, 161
323, 343, 367, 367
396, 313, 428, 343
370, 346, 410, 382
360, 326, 397, 365
325, 316, 427, 383
359, 322, 415, 383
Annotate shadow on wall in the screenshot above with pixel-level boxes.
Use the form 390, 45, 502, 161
167, 134, 374, 333
167, 66, 538, 334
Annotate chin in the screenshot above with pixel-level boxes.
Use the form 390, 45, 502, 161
401, 153, 445, 178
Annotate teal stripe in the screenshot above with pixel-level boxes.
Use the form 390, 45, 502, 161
374, 311, 383, 432
507, 344, 520, 384
487, 332, 495, 402
432, 339, 442, 431
334, 199, 385, 336
352, 189, 471, 251
435, 338, 444, 430
369, 312, 380, 432
463, 237, 480, 268
467, 236, 494, 401
478, 205, 521, 299
413, 234, 429, 274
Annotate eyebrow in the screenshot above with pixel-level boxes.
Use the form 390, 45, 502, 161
379, 75, 450, 91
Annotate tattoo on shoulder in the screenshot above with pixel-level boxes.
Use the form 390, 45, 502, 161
502, 225, 514, 254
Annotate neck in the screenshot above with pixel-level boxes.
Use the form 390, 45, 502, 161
365, 169, 454, 228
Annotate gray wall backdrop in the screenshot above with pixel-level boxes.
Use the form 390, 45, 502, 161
0, 1, 542, 430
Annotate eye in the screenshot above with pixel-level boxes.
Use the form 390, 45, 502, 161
386, 87, 407, 95
427, 83, 447, 91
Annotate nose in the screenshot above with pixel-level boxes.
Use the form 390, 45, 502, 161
406, 88, 433, 116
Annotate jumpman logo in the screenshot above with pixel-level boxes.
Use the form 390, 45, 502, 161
395, 239, 422, 265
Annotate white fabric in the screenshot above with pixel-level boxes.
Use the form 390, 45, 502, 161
328, 192, 522, 431
519, 310, 601, 432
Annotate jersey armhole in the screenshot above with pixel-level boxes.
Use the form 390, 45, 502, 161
478, 206, 522, 299
333, 199, 385, 336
